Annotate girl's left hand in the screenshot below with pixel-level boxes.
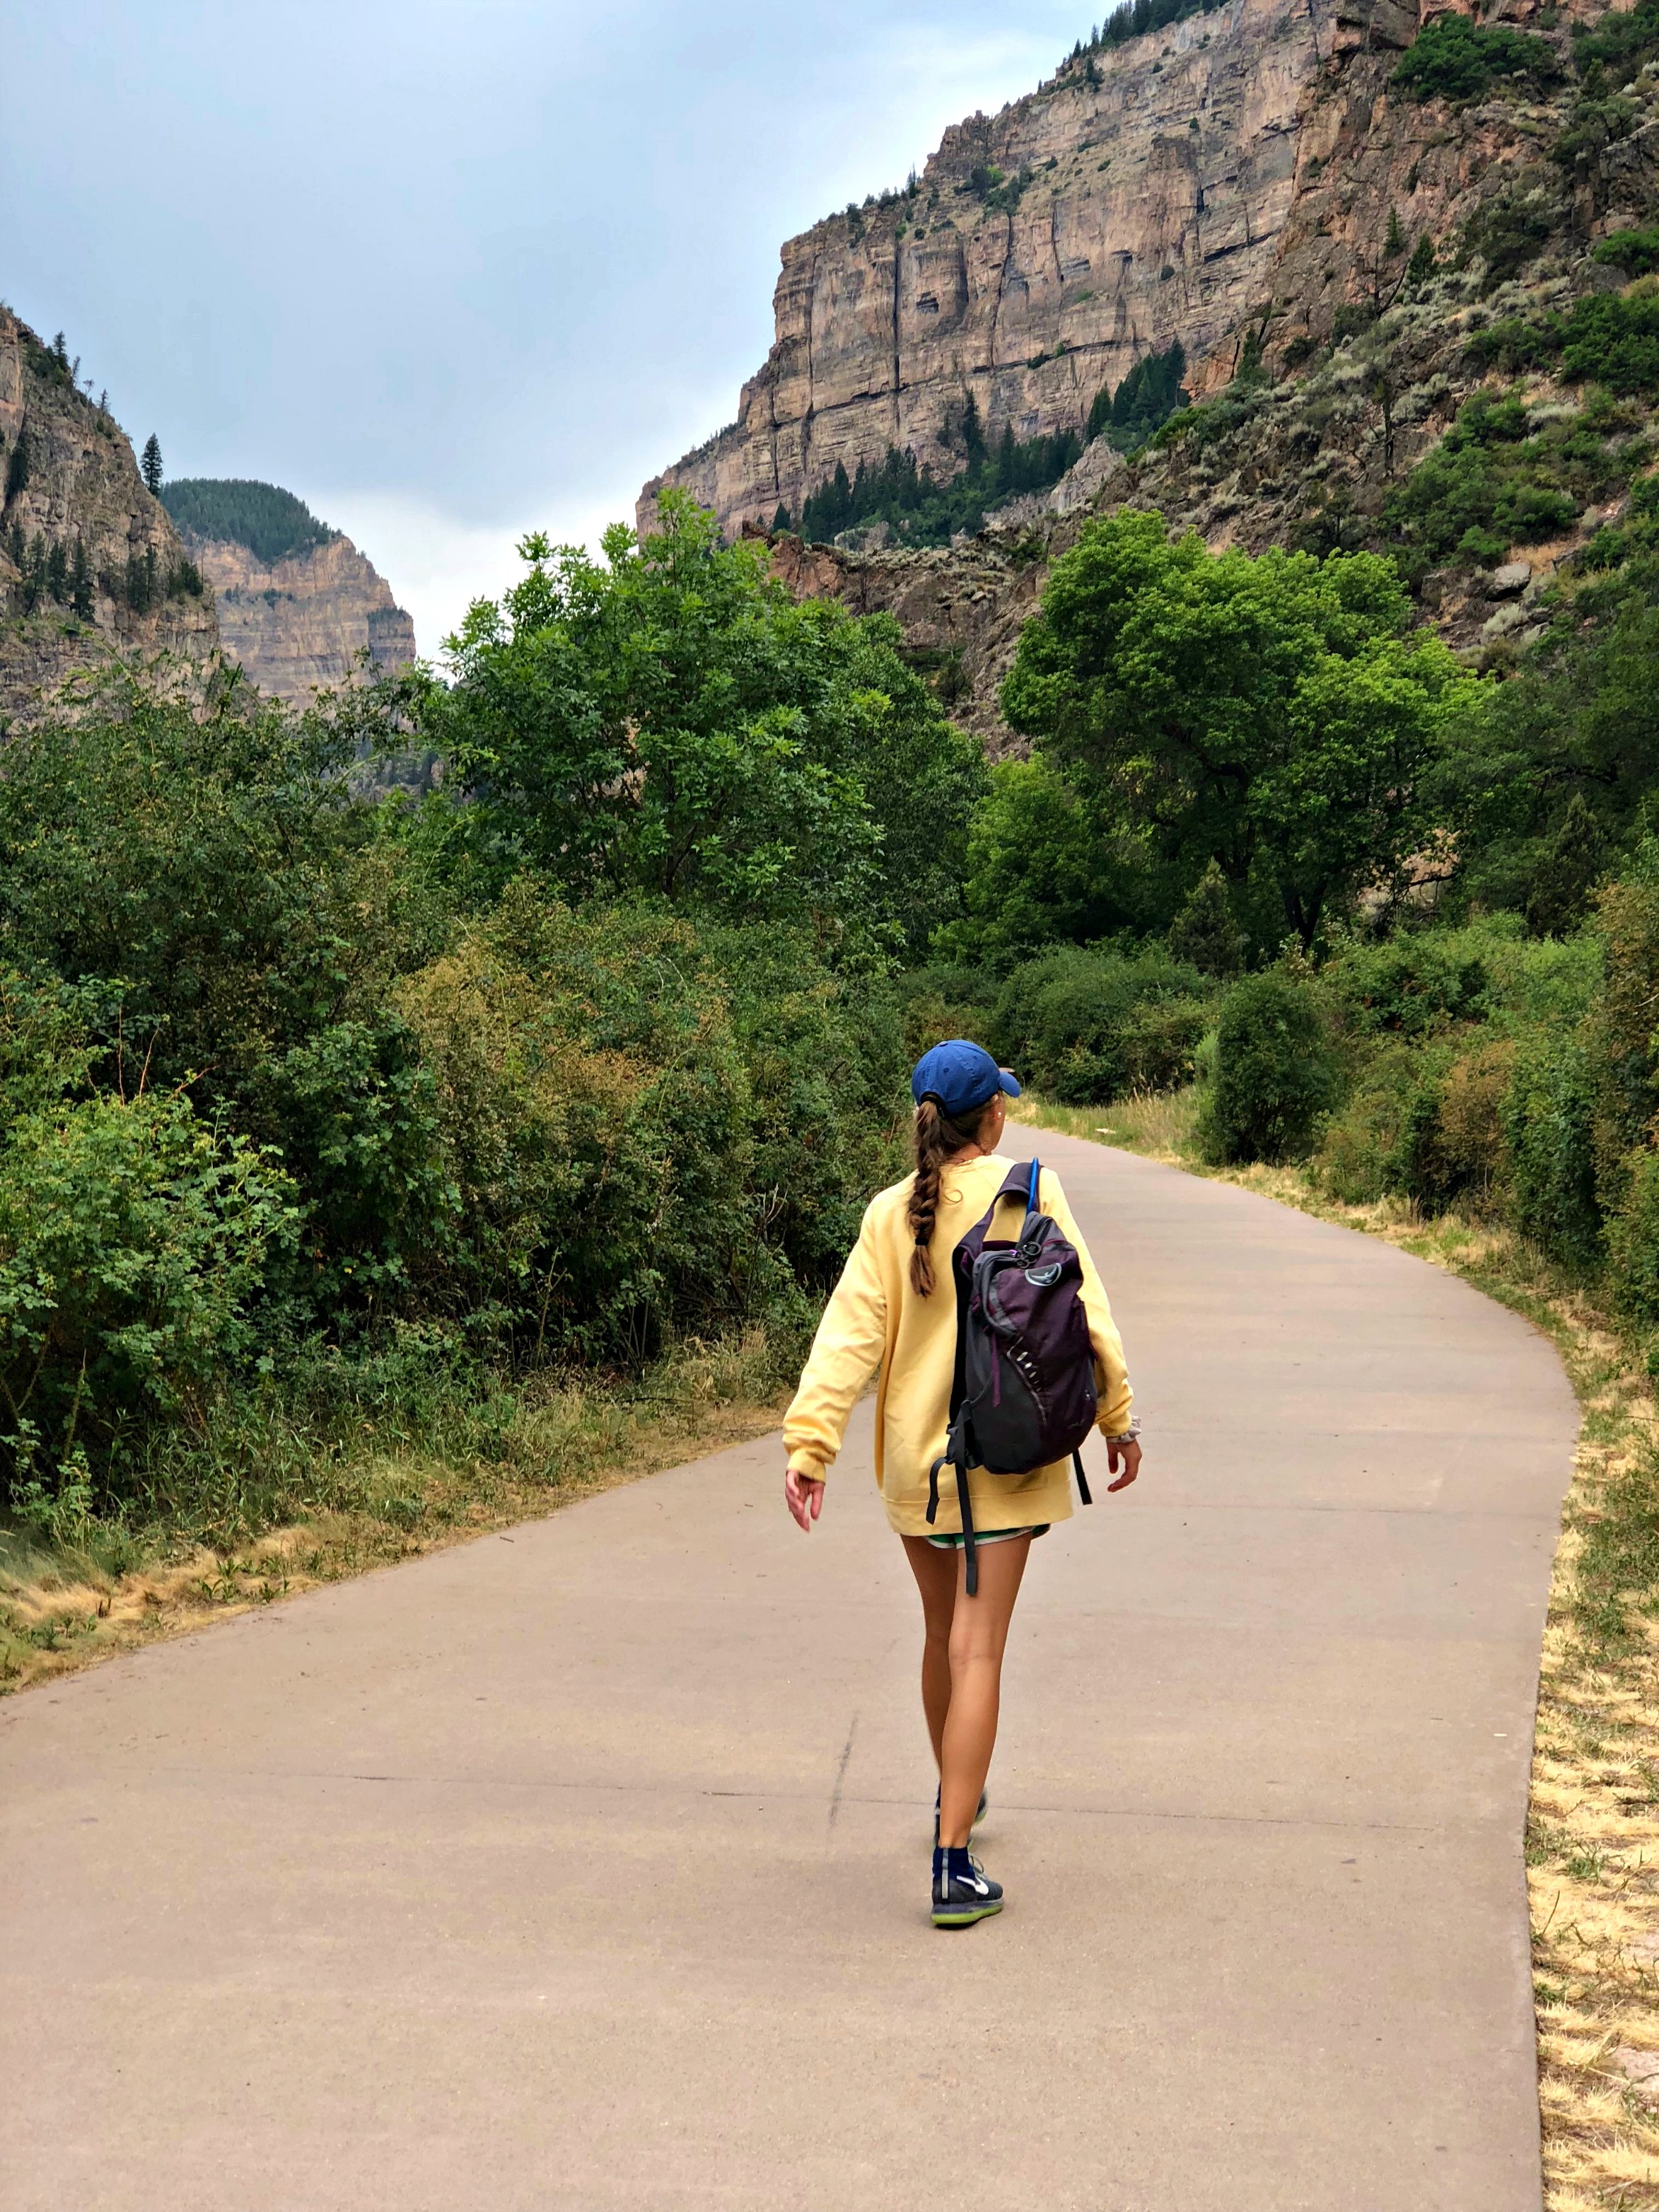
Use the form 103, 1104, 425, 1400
1106, 1437, 1141, 1492
784, 1465, 825, 1531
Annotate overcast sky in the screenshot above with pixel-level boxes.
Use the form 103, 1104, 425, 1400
6, 1, 1090, 654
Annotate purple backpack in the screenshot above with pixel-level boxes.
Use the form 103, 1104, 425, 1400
926, 1158, 1097, 1593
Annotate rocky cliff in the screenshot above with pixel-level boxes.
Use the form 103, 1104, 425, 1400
659, 0, 1659, 750
641, 0, 1334, 540
180, 523, 417, 704
0, 308, 219, 723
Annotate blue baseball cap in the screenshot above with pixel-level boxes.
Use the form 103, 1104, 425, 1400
911, 1039, 1023, 1117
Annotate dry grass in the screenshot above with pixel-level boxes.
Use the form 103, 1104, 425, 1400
1013, 1089, 1659, 2208
0, 1330, 788, 1699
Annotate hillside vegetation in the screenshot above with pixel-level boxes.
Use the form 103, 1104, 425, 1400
160, 477, 338, 564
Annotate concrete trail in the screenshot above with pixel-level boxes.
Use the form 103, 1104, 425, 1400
0, 1131, 1578, 2211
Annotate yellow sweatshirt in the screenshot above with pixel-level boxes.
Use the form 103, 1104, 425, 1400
783, 1151, 1133, 1538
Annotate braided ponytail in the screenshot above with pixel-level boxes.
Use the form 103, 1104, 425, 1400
907, 1096, 991, 1294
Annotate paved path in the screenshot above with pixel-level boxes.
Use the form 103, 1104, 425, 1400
1, 1132, 1578, 2211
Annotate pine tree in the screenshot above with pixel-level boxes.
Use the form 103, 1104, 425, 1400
1405, 233, 1438, 286
1385, 206, 1406, 257
771, 504, 791, 534
69, 538, 93, 620
141, 434, 163, 496
1525, 793, 1607, 937
1086, 379, 1114, 442
1169, 860, 1247, 977
960, 390, 985, 462
994, 423, 1017, 494
45, 540, 69, 603
4, 429, 28, 507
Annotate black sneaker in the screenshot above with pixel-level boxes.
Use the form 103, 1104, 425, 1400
931, 1846, 1003, 1928
932, 1786, 989, 1848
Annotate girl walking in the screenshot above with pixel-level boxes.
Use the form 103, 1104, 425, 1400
782, 1039, 1141, 1927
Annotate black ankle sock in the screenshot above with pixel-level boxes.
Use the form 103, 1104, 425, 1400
936, 1844, 974, 1880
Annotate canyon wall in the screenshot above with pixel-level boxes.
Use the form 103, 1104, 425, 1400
660, 0, 1655, 750
182, 529, 417, 704
0, 307, 219, 723
641, 0, 1344, 540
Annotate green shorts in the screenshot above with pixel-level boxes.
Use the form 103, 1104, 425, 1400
924, 1523, 1049, 1552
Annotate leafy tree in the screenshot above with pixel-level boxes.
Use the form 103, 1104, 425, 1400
141, 434, 163, 496
1168, 858, 1246, 977
417, 491, 984, 955
936, 755, 1158, 965
1001, 508, 1477, 949
1431, 595, 1659, 922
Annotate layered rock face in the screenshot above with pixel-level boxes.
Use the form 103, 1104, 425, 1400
685, 0, 1653, 750
0, 307, 219, 723
183, 530, 417, 704
641, 0, 1324, 539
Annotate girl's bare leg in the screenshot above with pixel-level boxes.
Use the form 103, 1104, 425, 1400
901, 1532, 1032, 1846
937, 1535, 1030, 1848
901, 1535, 958, 1769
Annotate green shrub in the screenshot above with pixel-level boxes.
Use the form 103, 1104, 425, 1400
1382, 383, 1645, 565
1572, 0, 1659, 88
1463, 184, 1557, 286
1202, 973, 1341, 1164
1607, 1149, 1659, 1324
893, 965, 1000, 1062
397, 891, 904, 1367
1502, 1035, 1603, 1267
1391, 14, 1559, 105
1559, 288, 1659, 399
1396, 1037, 1516, 1215
0, 1093, 295, 1513
993, 947, 1213, 1105
1593, 227, 1659, 277
1313, 1045, 1421, 1204
1324, 935, 1491, 1038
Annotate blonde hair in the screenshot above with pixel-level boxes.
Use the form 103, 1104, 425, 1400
906, 1095, 994, 1294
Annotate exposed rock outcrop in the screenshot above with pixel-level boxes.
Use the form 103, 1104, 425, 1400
182, 529, 417, 704
0, 308, 219, 723
641, 0, 1325, 540
664, 0, 1658, 749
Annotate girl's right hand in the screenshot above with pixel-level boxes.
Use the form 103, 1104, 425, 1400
784, 1465, 825, 1531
